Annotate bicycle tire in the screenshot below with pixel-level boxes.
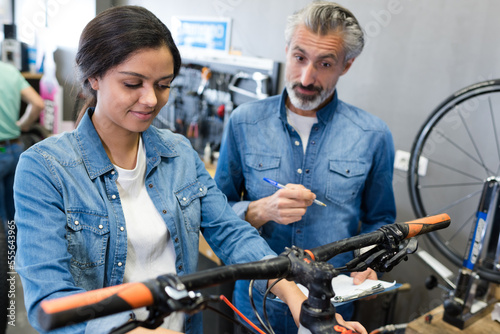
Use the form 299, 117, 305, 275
408, 79, 500, 283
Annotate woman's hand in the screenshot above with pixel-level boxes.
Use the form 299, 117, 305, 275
269, 279, 307, 326
335, 313, 367, 334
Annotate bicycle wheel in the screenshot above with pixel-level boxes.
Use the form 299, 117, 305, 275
408, 79, 500, 282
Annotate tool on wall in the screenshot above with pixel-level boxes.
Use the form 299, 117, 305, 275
153, 54, 279, 156
228, 71, 270, 100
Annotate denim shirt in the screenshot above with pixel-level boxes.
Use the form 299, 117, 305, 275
215, 89, 396, 269
14, 110, 275, 334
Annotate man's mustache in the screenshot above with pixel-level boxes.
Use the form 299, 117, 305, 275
292, 83, 322, 93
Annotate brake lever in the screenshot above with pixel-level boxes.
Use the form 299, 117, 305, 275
345, 246, 387, 272
381, 238, 418, 272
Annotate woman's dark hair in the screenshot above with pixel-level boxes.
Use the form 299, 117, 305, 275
75, 5, 181, 122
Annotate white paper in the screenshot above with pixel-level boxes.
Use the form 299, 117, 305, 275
297, 274, 397, 304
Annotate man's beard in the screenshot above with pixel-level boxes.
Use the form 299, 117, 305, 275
285, 81, 335, 111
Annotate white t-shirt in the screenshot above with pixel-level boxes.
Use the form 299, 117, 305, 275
287, 108, 318, 154
115, 137, 183, 331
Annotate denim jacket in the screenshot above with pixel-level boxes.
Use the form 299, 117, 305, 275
14, 110, 275, 334
215, 89, 396, 268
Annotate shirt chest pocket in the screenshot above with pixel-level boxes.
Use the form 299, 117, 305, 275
326, 160, 366, 205
66, 211, 110, 269
175, 181, 207, 232
244, 153, 281, 198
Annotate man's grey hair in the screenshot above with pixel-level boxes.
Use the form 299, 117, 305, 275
285, 1, 364, 62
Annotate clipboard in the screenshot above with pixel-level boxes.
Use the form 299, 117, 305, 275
297, 274, 401, 307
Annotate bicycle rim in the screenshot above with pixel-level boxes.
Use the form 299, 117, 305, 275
408, 79, 500, 283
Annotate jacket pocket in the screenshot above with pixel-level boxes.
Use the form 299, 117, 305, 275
66, 210, 110, 269
175, 180, 207, 232
326, 160, 366, 205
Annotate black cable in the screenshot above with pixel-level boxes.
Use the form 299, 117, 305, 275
248, 280, 272, 334
262, 278, 281, 334
205, 304, 255, 334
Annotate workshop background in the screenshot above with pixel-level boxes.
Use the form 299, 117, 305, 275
3, 0, 500, 332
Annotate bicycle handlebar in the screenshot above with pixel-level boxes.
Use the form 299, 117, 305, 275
310, 213, 450, 262
38, 214, 450, 331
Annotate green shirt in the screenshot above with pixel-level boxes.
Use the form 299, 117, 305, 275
0, 61, 30, 141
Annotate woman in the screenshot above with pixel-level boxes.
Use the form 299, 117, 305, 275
14, 6, 365, 334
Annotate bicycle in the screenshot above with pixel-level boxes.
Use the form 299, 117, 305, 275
37, 214, 450, 334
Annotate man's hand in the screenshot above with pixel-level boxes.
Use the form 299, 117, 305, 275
351, 268, 378, 300
245, 184, 315, 228
351, 268, 377, 285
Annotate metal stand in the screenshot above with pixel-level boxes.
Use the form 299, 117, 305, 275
443, 177, 500, 329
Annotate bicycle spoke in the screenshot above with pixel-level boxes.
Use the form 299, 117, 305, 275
444, 212, 476, 248
426, 189, 482, 216
419, 181, 483, 189
433, 127, 494, 177
426, 158, 485, 182
457, 108, 492, 176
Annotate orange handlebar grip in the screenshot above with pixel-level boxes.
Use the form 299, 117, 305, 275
404, 213, 451, 239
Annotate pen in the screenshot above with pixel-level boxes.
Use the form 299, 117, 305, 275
263, 178, 327, 207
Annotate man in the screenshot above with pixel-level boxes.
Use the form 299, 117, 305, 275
215, 2, 396, 333
0, 60, 44, 227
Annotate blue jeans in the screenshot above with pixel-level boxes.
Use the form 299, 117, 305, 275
0, 141, 23, 227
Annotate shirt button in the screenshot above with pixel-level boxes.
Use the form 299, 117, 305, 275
294, 140, 300, 146
296, 229, 302, 234
175, 237, 179, 243
305, 169, 310, 174
120, 227, 125, 231
297, 168, 303, 174
313, 127, 318, 131
149, 184, 153, 188
199, 188, 203, 192
98, 224, 103, 229
346, 169, 350, 174
111, 170, 115, 175
118, 262, 123, 267
111, 194, 116, 199
311, 141, 316, 145
182, 197, 187, 201
178, 265, 183, 271
74, 221, 79, 225
162, 210, 167, 214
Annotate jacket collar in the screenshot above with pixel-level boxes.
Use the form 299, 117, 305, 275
75, 108, 179, 179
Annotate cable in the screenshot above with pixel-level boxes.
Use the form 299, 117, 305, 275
262, 279, 281, 334
219, 295, 267, 334
204, 303, 254, 334
249, 280, 273, 334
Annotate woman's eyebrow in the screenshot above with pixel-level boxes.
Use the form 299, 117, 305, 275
118, 71, 174, 81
